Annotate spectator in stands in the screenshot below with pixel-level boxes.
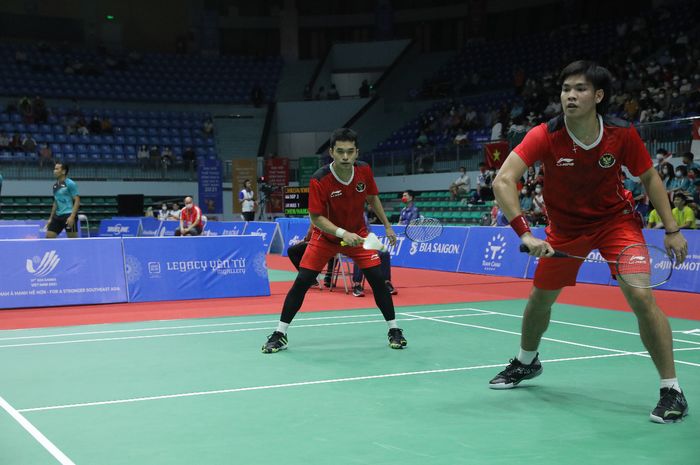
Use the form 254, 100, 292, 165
647, 203, 664, 229
183, 146, 196, 177
0, 132, 9, 149
203, 118, 214, 136
414, 131, 429, 149
398, 190, 419, 225
359, 80, 370, 98
38, 143, 53, 169
491, 118, 505, 141
175, 196, 204, 236
46, 162, 80, 239
32, 96, 48, 123
9, 133, 21, 151
158, 203, 170, 221
137, 145, 149, 171
18, 96, 32, 123
21, 134, 37, 153
681, 152, 700, 178
327, 84, 340, 100
670, 165, 692, 197
168, 202, 181, 220
88, 115, 102, 134
101, 116, 113, 134
654, 148, 670, 173
672, 193, 696, 229
239, 179, 256, 221
76, 118, 89, 136
160, 146, 174, 172
494, 200, 510, 226
149, 145, 161, 170
519, 186, 533, 220
449, 166, 471, 200
453, 127, 468, 145
531, 184, 546, 225
476, 162, 494, 201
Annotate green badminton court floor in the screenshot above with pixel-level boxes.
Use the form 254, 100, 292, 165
1, 300, 698, 465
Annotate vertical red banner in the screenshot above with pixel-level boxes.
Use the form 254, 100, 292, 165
264, 158, 290, 213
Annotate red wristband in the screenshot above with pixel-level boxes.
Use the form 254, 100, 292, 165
509, 214, 531, 237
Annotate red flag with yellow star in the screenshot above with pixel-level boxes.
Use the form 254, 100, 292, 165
484, 141, 509, 169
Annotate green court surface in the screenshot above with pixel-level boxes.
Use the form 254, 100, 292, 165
1, 300, 698, 465
267, 268, 299, 282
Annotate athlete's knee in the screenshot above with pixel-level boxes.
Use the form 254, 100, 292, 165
527, 286, 560, 311
293, 268, 319, 289
624, 288, 656, 315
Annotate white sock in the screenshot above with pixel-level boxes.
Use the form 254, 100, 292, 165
661, 378, 681, 393
517, 348, 538, 365
386, 319, 399, 329
276, 322, 289, 334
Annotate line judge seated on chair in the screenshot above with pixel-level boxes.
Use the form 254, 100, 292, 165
175, 196, 204, 236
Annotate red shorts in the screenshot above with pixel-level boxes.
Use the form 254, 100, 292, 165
534, 214, 645, 290
299, 235, 382, 272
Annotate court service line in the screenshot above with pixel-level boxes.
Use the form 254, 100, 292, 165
401, 312, 700, 368
458, 307, 700, 347
17, 351, 640, 413
0, 395, 76, 465
0, 306, 489, 342
0, 313, 494, 349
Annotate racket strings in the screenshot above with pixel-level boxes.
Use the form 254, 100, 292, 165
617, 245, 673, 288
405, 217, 443, 243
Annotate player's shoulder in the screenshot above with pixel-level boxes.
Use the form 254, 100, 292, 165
65, 177, 77, 186
311, 164, 332, 182
602, 115, 632, 129
545, 114, 565, 133
354, 160, 373, 175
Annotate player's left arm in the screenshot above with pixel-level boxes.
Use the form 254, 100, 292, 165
367, 194, 396, 245
639, 167, 687, 263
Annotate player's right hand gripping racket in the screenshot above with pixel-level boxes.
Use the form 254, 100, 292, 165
341, 217, 444, 251
519, 243, 675, 289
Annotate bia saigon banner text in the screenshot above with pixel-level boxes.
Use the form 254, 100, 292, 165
0, 238, 127, 309
122, 236, 271, 302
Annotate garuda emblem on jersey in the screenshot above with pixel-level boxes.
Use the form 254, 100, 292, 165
356, 182, 366, 192
598, 153, 616, 168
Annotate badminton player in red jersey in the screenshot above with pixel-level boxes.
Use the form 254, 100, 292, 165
489, 61, 688, 423
262, 128, 407, 353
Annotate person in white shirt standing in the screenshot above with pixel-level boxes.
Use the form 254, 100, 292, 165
239, 179, 256, 221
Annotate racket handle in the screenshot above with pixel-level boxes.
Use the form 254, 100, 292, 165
518, 244, 568, 258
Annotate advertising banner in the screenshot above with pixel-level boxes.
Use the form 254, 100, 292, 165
140, 217, 163, 237
458, 227, 529, 277
243, 221, 283, 253
205, 221, 247, 236
98, 219, 142, 237
123, 236, 270, 303
198, 158, 223, 215
0, 238, 127, 309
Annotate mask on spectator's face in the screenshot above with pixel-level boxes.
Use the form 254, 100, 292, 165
657, 154, 665, 161
662, 168, 669, 175
535, 187, 542, 194
676, 170, 683, 177
521, 189, 528, 195
185, 203, 193, 210
161, 204, 167, 211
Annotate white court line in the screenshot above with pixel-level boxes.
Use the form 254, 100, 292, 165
0, 307, 485, 342
17, 352, 638, 413
0, 395, 76, 465
401, 312, 700, 368
457, 306, 700, 346
0, 313, 493, 350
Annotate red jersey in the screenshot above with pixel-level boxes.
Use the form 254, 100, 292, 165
514, 114, 652, 234
308, 161, 379, 243
180, 205, 203, 228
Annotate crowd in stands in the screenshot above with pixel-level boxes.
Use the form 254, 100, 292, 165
303, 80, 373, 100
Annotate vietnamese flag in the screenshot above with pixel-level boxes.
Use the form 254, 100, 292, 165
484, 141, 509, 169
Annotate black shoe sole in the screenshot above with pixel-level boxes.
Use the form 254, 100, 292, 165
649, 409, 689, 424
488, 367, 543, 390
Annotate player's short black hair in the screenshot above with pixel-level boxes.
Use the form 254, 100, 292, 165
330, 128, 358, 149
404, 190, 416, 198
55, 162, 69, 175
683, 151, 694, 161
559, 60, 612, 114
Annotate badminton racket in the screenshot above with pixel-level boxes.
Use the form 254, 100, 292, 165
519, 243, 674, 288
341, 217, 444, 251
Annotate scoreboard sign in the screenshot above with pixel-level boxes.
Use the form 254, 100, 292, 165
283, 186, 309, 216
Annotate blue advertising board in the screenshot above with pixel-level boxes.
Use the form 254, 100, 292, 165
140, 217, 163, 237
198, 158, 223, 215
636, 229, 700, 292
281, 220, 312, 257
458, 227, 530, 277
0, 238, 128, 309
98, 218, 142, 237
0, 225, 41, 239
160, 220, 180, 236
205, 221, 247, 236
122, 236, 270, 302
243, 221, 283, 253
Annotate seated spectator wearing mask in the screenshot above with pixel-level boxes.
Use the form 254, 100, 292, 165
175, 196, 204, 236
681, 152, 700, 179
157, 203, 170, 221
654, 148, 669, 174
449, 166, 471, 200
659, 162, 675, 191
519, 186, 533, 221
671, 193, 696, 230
669, 165, 692, 197
398, 190, 420, 225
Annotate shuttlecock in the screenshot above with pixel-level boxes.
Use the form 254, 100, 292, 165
362, 233, 387, 252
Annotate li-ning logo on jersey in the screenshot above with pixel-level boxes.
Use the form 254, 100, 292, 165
599, 153, 616, 168
330, 190, 342, 198
355, 182, 366, 192
26, 250, 60, 277
556, 157, 575, 167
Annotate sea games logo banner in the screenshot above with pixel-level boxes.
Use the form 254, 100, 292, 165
458, 227, 529, 277
122, 235, 271, 302
0, 238, 127, 309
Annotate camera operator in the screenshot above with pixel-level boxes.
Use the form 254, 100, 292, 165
239, 179, 257, 221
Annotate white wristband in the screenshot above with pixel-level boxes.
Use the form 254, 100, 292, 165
335, 228, 347, 238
